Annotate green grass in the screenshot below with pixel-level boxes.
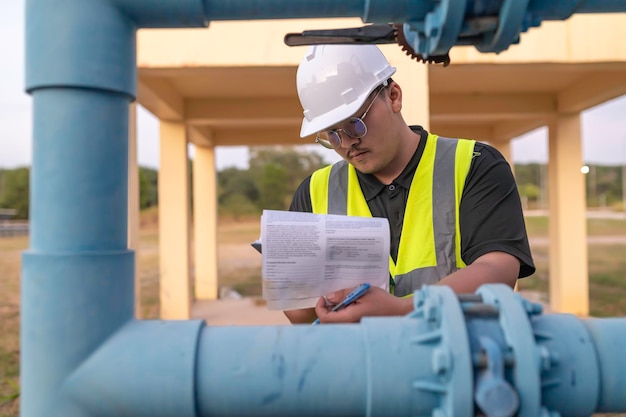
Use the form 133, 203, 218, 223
588, 218, 626, 235
524, 215, 626, 237
520, 215, 626, 317
523, 215, 549, 237
518, 243, 626, 317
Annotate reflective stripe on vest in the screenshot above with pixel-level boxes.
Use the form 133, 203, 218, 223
310, 134, 475, 296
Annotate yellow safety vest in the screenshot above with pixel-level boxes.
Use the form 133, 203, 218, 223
310, 134, 475, 296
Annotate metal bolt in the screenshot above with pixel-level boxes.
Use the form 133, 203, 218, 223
518, 295, 543, 316
414, 289, 426, 307
432, 347, 452, 375
432, 407, 447, 417
537, 345, 559, 372
424, 297, 440, 324
541, 407, 561, 417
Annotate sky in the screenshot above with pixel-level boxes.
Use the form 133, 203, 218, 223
2, 2, 626, 171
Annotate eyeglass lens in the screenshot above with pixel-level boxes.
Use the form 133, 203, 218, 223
316, 118, 367, 149
315, 82, 386, 149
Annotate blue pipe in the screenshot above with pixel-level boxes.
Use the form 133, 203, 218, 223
24, 0, 135, 415
62, 321, 203, 416
202, 0, 365, 20
25, 0, 136, 96
30, 90, 129, 251
528, 0, 626, 20
582, 319, 626, 412
201, 0, 432, 23
194, 287, 473, 417
22, 281, 626, 417
20, 252, 134, 416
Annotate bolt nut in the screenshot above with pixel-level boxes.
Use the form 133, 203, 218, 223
518, 296, 543, 316
424, 298, 440, 323
541, 407, 561, 417
432, 407, 447, 417
432, 347, 452, 375
537, 345, 559, 372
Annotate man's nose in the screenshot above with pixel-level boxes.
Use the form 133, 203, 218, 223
338, 132, 361, 148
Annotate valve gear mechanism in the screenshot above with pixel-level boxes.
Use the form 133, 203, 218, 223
284, 24, 450, 66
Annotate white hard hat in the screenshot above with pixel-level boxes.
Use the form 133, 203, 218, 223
296, 44, 396, 138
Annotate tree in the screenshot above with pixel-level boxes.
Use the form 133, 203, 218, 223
0, 167, 30, 219
217, 147, 330, 217
256, 163, 290, 210
217, 167, 259, 206
249, 146, 326, 192
220, 193, 258, 220
139, 167, 158, 209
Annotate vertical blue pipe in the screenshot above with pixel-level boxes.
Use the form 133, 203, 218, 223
29, 90, 129, 251
22, 0, 212, 414
22, 76, 136, 416
23, 0, 138, 414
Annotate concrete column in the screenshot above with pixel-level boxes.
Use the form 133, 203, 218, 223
491, 140, 513, 165
547, 114, 589, 316
128, 103, 141, 318
193, 145, 219, 300
393, 63, 430, 130
492, 137, 517, 292
491, 139, 516, 178
159, 121, 192, 319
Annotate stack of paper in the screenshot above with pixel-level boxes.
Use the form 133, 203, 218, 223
257, 210, 390, 310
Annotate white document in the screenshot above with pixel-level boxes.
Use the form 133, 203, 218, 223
260, 209, 390, 310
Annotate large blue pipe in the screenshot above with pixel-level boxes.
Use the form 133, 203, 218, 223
21, 281, 626, 417
22, 0, 626, 416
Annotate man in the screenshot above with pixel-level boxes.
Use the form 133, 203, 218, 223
285, 44, 535, 324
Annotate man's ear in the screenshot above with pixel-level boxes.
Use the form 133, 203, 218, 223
389, 82, 402, 113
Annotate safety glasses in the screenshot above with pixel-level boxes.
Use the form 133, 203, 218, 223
315, 81, 388, 150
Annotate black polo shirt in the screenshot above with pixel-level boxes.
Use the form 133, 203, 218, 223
289, 126, 535, 278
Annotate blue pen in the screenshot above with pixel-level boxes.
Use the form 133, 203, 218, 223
312, 283, 371, 325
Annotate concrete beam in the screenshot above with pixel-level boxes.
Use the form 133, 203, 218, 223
430, 93, 556, 121
186, 97, 302, 125
429, 123, 494, 142
189, 125, 304, 146
137, 76, 185, 121
188, 125, 214, 147
493, 119, 547, 142
558, 71, 626, 114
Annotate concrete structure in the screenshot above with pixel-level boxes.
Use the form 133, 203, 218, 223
135, 15, 626, 318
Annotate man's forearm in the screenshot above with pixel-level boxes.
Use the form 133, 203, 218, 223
436, 251, 519, 294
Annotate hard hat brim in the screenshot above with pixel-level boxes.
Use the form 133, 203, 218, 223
299, 94, 368, 138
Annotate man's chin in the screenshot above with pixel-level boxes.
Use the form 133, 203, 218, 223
351, 160, 377, 174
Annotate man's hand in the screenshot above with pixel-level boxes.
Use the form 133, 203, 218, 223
283, 308, 318, 324
286, 251, 519, 325
314, 286, 413, 324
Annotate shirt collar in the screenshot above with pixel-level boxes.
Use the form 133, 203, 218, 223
355, 126, 428, 201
